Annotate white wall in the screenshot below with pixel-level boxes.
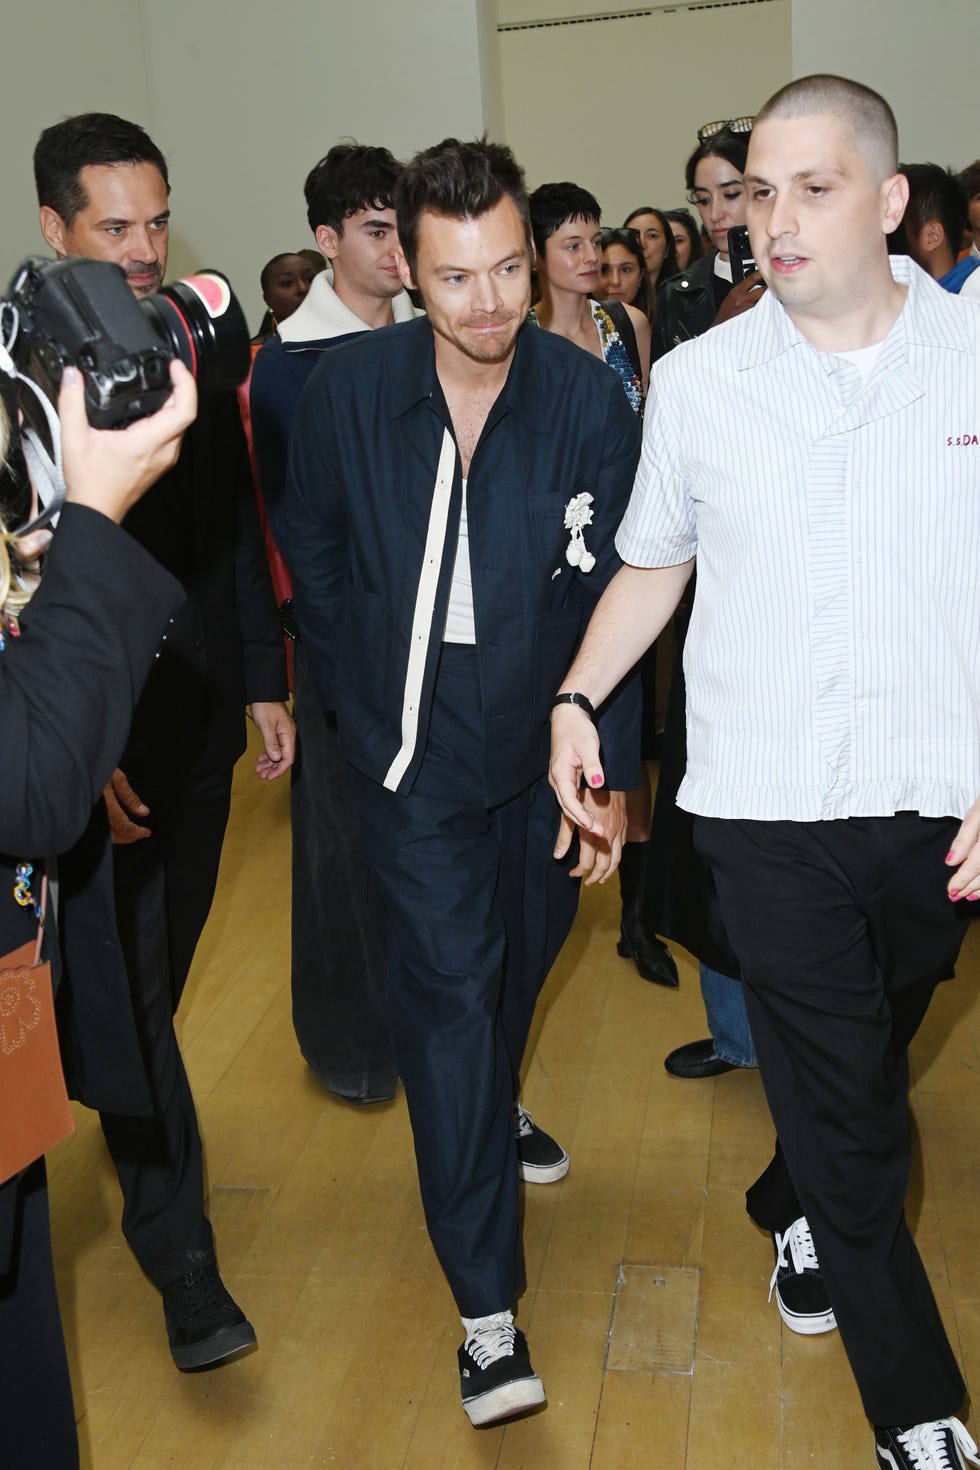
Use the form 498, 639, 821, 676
497, 1, 792, 225
792, 0, 980, 169
0, 0, 500, 328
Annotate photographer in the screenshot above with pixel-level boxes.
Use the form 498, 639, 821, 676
0, 360, 195, 1468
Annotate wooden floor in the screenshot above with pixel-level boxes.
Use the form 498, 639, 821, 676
48, 728, 980, 1469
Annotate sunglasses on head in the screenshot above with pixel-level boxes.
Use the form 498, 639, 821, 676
696, 116, 755, 144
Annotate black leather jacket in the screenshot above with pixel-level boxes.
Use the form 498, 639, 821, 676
652, 251, 721, 360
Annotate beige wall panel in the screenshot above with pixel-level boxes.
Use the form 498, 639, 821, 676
497, 2, 791, 227
792, 0, 980, 169
0, 3, 150, 282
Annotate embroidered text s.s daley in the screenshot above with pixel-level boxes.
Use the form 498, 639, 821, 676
947, 432, 980, 446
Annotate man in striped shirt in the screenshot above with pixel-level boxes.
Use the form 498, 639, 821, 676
551, 74, 980, 1470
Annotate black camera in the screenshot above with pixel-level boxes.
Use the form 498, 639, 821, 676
1, 255, 250, 431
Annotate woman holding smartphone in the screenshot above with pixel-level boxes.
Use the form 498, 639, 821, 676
653, 120, 764, 358
645, 122, 766, 1078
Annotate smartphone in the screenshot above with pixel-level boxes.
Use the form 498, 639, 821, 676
727, 225, 758, 283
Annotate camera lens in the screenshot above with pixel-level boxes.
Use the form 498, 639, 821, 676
143, 271, 250, 391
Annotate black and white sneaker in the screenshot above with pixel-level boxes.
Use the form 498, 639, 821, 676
458, 1310, 546, 1426
768, 1215, 837, 1335
515, 1104, 569, 1184
875, 1417, 980, 1469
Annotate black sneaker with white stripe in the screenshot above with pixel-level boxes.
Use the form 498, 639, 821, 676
875, 1417, 980, 1469
515, 1103, 569, 1184
458, 1311, 546, 1426
768, 1215, 836, 1335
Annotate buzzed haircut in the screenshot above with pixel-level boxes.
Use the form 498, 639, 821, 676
396, 137, 531, 278
755, 74, 898, 183
528, 182, 601, 257
900, 163, 969, 253
303, 143, 402, 236
34, 112, 169, 226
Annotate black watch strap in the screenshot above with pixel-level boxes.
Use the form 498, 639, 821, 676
551, 691, 597, 722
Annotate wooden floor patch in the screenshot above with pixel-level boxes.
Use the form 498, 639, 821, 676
606, 1263, 701, 1374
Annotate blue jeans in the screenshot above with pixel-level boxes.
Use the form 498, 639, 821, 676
700, 963, 757, 1067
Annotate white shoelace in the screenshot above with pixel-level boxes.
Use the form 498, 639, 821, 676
768, 1216, 819, 1302
892, 1418, 980, 1469
461, 1311, 516, 1369
515, 1104, 534, 1139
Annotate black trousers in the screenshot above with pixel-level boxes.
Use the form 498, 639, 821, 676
695, 813, 969, 1426
0, 1161, 79, 1469
289, 642, 396, 1099
98, 764, 232, 1289
350, 646, 580, 1317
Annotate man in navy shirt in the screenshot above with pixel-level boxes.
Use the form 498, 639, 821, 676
285, 138, 641, 1427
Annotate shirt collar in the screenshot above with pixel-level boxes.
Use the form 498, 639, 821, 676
278, 270, 417, 344
737, 254, 974, 370
388, 317, 548, 432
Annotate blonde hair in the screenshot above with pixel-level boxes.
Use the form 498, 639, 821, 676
0, 400, 32, 621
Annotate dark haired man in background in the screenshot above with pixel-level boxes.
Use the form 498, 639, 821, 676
34, 111, 293, 1372
251, 143, 415, 1103
894, 161, 979, 293
284, 136, 641, 1426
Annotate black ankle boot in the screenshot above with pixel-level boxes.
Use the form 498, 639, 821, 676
617, 842, 679, 988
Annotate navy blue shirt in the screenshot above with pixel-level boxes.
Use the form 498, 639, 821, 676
285, 316, 642, 807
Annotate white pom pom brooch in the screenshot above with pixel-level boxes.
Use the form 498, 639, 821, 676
564, 491, 596, 573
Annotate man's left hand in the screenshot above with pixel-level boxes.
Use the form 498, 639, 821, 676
561, 787, 627, 886
248, 701, 297, 780
946, 794, 980, 901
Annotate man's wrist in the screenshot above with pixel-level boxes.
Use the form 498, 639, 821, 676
551, 691, 597, 723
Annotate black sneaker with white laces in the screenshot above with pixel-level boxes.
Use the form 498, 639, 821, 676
768, 1215, 837, 1335
162, 1263, 257, 1370
875, 1417, 980, 1469
458, 1310, 546, 1426
515, 1103, 569, 1184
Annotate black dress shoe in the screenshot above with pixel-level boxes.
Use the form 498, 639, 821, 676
162, 1264, 257, 1370
664, 1037, 738, 1078
617, 924, 680, 988
307, 1063, 398, 1104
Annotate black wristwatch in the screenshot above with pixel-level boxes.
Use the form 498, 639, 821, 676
551, 692, 597, 723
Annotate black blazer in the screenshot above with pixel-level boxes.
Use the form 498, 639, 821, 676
0, 504, 183, 1271
56, 391, 288, 1115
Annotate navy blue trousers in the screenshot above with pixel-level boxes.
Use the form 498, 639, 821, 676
350, 646, 579, 1316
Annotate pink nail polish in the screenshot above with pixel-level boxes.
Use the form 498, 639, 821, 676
968, 894, 979, 904
589, 774, 602, 786
945, 850, 956, 863
949, 889, 960, 900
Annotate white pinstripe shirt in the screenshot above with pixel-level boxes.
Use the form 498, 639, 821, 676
617, 257, 980, 821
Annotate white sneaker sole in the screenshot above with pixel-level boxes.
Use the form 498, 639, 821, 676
775, 1296, 837, 1336
517, 1156, 569, 1185
463, 1374, 546, 1426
